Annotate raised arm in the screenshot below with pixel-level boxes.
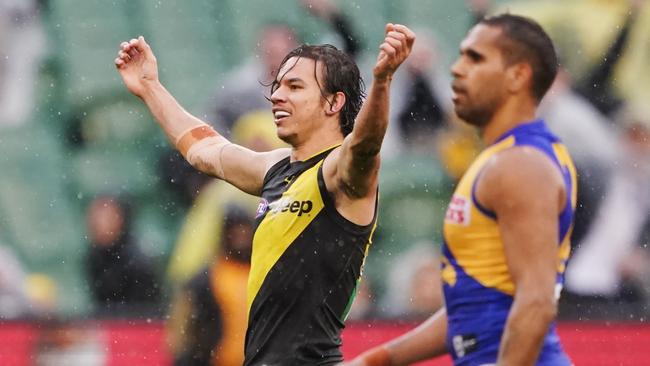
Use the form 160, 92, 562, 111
324, 24, 414, 211
476, 147, 566, 366
114, 37, 288, 195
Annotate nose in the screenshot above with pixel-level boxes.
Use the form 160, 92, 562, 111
270, 85, 286, 105
450, 57, 464, 79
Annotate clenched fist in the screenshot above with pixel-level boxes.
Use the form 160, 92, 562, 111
114, 36, 159, 98
373, 24, 416, 82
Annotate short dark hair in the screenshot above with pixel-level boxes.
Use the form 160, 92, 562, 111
480, 14, 558, 102
271, 44, 365, 136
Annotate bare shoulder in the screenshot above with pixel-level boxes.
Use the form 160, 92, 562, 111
477, 146, 565, 210
321, 144, 379, 196
320, 145, 343, 176
261, 147, 292, 170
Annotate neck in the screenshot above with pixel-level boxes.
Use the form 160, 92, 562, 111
290, 133, 343, 162
481, 97, 537, 145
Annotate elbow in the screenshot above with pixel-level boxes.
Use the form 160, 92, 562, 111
186, 152, 217, 178
520, 295, 557, 324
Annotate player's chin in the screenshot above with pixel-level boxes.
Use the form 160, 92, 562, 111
275, 128, 295, 145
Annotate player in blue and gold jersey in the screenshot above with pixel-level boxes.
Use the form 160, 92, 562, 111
348, 14, 575, 366
115, 24, 415, 365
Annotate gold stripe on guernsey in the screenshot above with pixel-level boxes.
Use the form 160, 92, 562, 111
443, 136, 517, 295
443, 136, 579, 295
246, 161, 326, 312
552, 143, 578, 208
552, 143, 578, 274
557, 232, 572, 273
305, 143, 342, 161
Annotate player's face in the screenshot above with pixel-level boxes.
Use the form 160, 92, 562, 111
450, 24, 509, 127
87, 198, 124, 246
271, 57, 329, 145
259, 26, 298, 72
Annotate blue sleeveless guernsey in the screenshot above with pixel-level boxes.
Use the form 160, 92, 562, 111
442, 120, 576, 366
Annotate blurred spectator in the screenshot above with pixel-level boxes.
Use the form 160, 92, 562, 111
168, 205, 254, 366
573, 0, 645, 115
204, 0, 360, 135
25, 273, 58, 318
85, 195, 161, 316
0, 0, 45, 127
0, 244, 58, 320
466, 0, 491, 24
158, 148, 212, 208
34, 322, 105, 366
564, 107, 650, 305
539, 67, 619, 244
0, 244, 32, 319
386, 30, 452, 156
299, 0, 360, 58
501, 0, 650, 116
434, 120, 482, 182
379, 243, 443, 319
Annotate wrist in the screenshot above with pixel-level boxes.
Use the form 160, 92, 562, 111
140, 79, 165, 103
358, 345, 392, 366
372, 75, 392, 86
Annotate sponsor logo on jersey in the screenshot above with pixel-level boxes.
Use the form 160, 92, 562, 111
256, 198, 269, 218
268, 196, 313, 216
452, 334, 478, 358
445, 195, 471, 225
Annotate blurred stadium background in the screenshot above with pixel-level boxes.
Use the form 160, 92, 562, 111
0, 0, 649, 364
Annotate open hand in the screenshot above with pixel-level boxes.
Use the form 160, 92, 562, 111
114, 36, 159, 98
374, 24, 416, 82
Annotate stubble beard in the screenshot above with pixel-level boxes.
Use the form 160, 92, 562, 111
455, 104, 493, 128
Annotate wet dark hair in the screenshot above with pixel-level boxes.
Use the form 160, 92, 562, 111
269, 44, 365, 136
480, 14, 558, 102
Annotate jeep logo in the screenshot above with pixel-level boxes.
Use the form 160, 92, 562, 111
268, 197, 313, 216
282, 200, 313, 216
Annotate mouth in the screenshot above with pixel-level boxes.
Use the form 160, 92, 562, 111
451, 85, 466, 104
273, 109, 291, 124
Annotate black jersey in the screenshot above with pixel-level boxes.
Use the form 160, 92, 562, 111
244, 147, 377, 366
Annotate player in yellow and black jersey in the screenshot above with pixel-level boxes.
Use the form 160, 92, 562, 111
115, 24, 415, 365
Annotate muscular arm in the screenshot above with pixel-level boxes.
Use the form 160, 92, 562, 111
115, 37, 287, 195
476, 147, 566, 366
325, 24, 415, 203
345, 308, 448, 365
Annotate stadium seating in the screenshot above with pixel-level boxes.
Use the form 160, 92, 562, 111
365, 153, 453, 298
18, 0, 478, 316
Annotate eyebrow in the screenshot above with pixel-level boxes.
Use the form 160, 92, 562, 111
460, 46, 484, 61
273, 76, 305, 85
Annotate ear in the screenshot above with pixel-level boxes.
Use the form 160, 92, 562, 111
325, 91, 346, 116
506, 63, 532, 95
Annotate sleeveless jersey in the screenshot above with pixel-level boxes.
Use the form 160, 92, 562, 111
244, 147, 377, 366
442, 120, 577, 366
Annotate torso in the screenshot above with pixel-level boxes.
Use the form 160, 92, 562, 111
441, 120, 577, 366
244, 147, 377, 366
